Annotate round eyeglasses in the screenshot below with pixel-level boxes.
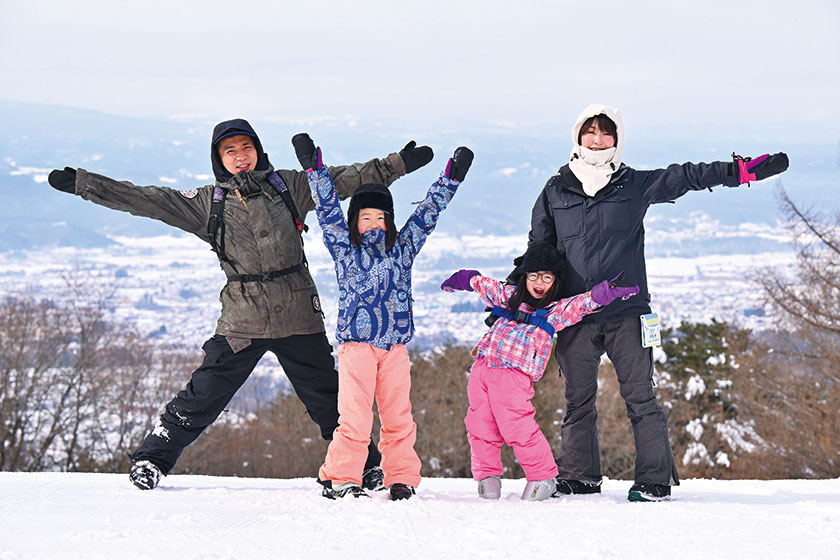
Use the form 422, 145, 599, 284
526, 272, 555, 283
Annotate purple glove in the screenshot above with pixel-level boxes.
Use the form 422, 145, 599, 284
734, 152, 789, 184
441, 269, 480, 292
590, 272, 639, 306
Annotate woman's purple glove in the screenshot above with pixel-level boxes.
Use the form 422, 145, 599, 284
590, 272, 639, 306
441, 269, 480, 292
734, 152, 789, 184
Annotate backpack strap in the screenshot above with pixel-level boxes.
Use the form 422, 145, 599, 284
490, 305, 556, 337
267, 171, 309, 235
208, 186, 227, 262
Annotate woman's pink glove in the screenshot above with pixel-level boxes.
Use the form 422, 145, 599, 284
590, 272, 639, 306
441, 270, 480, 292
734, 152, 789, 184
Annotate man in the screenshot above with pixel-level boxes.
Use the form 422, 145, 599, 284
47, 118, 434, 490
527, 104, 788, 501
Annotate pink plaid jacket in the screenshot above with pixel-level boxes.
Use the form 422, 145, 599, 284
469, 275, 601, 380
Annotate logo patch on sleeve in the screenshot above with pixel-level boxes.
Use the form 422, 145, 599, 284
311, 295, 323, 315
179, 189, 198, 199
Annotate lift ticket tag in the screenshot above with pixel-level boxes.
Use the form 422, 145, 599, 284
641, 312, 662, 348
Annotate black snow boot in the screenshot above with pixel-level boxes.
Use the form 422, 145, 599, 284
627, 483, 671, 502
389, 483, 415, 501
130, 460, 162, 490
322, 483, 369, 500
362, 466, 385, 491
553, 478, 601, 496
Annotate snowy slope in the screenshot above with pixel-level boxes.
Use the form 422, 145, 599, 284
1, 473, 838, 560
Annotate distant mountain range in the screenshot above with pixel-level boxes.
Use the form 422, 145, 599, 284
1, 100, 836, 254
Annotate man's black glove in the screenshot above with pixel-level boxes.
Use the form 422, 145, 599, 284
292, 133, 322, 170
445, 147, 474, 182
399, 141, 434, 174
47, 167, 77, 194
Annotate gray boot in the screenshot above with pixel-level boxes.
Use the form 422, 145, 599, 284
477, 476, 501, 500
521, 478, 556, 501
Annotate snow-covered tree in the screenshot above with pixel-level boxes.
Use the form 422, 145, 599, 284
655, 320, 765, 477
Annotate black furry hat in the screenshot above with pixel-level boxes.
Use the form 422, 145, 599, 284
509, 242, 567, 283
347, 183, 394, 224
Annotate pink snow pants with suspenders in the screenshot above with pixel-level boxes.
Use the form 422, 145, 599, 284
319, 342, 422, 488
464, 358, 559, 482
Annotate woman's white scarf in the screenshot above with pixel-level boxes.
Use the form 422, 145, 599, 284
566, 104, 625, 197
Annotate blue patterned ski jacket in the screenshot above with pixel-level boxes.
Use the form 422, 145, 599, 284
306, 166, 459, 349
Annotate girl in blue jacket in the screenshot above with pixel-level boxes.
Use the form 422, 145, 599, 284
293, 133, 472, 501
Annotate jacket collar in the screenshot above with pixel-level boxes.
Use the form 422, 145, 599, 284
217, 165, 275, 196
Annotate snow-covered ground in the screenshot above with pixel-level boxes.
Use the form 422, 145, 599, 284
1, 473, 838, 560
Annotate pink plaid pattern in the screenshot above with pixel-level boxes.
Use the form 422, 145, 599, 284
468, 275, 601, 380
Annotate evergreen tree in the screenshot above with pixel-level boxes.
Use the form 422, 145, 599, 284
656, 320, 764, 476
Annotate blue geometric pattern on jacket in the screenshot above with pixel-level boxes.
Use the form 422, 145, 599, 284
306, 166, 459, 349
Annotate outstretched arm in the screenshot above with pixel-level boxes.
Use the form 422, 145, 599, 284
398, 147, 473, 262
547, 292, 601, 331
638, 152, 788, 204
292, 135, 352, 261
440, 270, 513, 308
49, 167, 211, 237
469, 274, 515, 308
549, 272, 640, 331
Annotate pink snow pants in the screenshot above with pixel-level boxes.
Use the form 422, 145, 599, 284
464, 358, 559, 481
319, 342, 422, 488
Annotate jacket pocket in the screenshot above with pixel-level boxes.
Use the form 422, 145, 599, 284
219, 282, 270, 335
337, 297, 359, 332
394, 311, 411, 335
200, 335, 230, 365
551, 199, 584, 240
287, 269, 316, 292
600, 193, 633, 234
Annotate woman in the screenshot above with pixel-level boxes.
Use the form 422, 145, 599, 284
528, 104, 788, 501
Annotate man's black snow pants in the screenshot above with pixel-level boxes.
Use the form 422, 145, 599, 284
131, 332, 381, 475
553, 317, 679, 486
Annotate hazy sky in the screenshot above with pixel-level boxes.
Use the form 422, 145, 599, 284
2, 0, 839, 130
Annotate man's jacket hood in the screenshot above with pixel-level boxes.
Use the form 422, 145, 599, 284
211, 118, 270, 183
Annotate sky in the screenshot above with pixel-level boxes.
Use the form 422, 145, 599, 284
2, 0, 839, 131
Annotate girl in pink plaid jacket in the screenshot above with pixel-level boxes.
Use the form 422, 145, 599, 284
440, 242, 638, 501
